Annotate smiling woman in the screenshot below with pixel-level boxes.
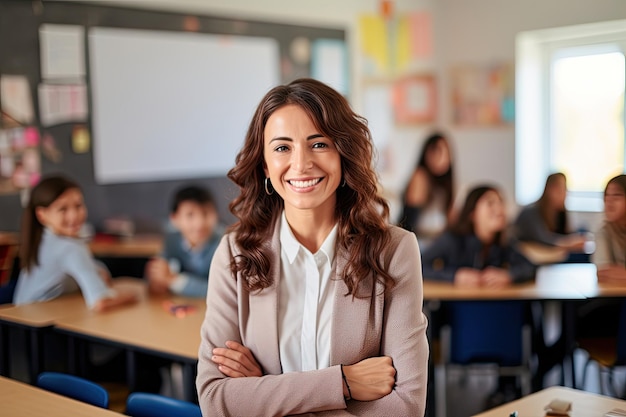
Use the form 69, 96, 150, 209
196, 78, 429, 416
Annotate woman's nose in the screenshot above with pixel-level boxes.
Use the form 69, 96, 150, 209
292, 147, 312, 171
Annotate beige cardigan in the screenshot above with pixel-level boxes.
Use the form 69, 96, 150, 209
196, 221, 429, 416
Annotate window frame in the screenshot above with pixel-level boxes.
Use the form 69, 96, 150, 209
515, 20, 626, 212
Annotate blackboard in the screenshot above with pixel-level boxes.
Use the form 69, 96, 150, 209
0, 0, 346, 232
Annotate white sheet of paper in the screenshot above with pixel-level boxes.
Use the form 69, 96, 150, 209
38, 83, 88, 127
0, 75, 34, 124
40, 24, 85, 79
311, 39, 348, 96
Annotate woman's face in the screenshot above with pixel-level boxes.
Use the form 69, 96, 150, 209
604, 182, 626, 224
472, 190, 506, 237
425, 139, 451, 176
263, 104, 342, 218
547, 176, 567, 209
35, 188, 87, 238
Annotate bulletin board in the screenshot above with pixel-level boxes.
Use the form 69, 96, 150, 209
0, 0, 346, 232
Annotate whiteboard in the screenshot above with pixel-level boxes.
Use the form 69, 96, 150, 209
88, 27, 280, 184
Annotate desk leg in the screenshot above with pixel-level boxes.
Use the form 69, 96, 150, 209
67, 336, 77, 374
28, 328, 43, 384
562, 301, 577, 388
182, 362, 197, 403
126, 350, 136, 392
0, 323, 9, 376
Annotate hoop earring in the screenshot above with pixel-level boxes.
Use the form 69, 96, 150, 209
341, 178, 346, 188
264, 177, 274, 195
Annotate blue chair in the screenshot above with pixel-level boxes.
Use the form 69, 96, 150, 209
439, 301, 532, 415
37, 371, 109, 408
126, 392, 202, 417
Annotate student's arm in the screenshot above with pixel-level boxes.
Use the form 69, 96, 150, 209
420, 232, 458, 282
505, 245, 537, 283
64, 243, 138, 310
169, 272, 208, 298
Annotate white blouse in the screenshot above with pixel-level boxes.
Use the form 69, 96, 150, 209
278, 212, 337, 372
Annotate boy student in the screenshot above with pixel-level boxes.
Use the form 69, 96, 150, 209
145, 185, 222, 297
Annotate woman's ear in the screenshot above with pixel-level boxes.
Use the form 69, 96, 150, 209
35, 206, 48, 226
263, 161, 269, 178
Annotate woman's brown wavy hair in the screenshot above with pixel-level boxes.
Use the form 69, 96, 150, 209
227, 78, 393, 296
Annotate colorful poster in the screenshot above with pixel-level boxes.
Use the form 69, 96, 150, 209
0, 127, 41, 194
450, 63, 515, 127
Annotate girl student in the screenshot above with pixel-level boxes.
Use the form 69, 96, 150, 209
13, 174, 138, 311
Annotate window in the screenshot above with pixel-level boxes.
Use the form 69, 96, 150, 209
516, 20, 626, 211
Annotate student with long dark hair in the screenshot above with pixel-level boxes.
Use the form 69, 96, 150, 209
13, 175, 138, 310
514, 172, 585, 252
422, 185, 535, 286
398, 132, 454, 246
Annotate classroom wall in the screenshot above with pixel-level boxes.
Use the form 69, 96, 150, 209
4, 0, 626, 233
432, 0, 626, 230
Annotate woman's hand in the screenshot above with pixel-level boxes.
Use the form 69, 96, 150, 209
454, 268, 482, 287
341, 356, 396, 401
145, 257, 174, 294
93, 288, 139, 312
212, 341, 263, 378
481, 267, 512, 288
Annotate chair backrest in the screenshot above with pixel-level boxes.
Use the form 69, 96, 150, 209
126, 392, 202, 417
36, 372, 109, 408
447, 301, 527, 366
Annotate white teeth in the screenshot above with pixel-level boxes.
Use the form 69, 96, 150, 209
289, 178, 321, 188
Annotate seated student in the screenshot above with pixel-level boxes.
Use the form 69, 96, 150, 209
398, 132, 455, 248
13, 175, 138, 310
421, 185, 535, 408
593, 174, 626, 283
422, 185, 535, 286
513, 173, 585, 256
577, 174, 626, 341
145, 185, 221, 298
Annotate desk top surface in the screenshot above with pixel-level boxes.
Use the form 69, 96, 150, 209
54, 292, 205, 360
0, 376, 122, 417
88, 234, 163, 257
472, 386, 626, 417
424, 263, 626, 301
0, 278, 203, 360
0, 278, 143, 327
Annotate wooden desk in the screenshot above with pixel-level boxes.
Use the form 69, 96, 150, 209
0, 278, 144, 382
53, 285, 204, 402
88, 234, 163, 258
472, 386, 626, 416
423, 263, 626, 413
0, 376, 122, 417
423, 263, 600, 301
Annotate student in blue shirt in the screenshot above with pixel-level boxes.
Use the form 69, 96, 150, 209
14, 175, 138, 310
145, 185, 222, 298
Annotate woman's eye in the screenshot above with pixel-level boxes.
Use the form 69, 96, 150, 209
312, 142, 328, 149
274, 145, 289, 152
